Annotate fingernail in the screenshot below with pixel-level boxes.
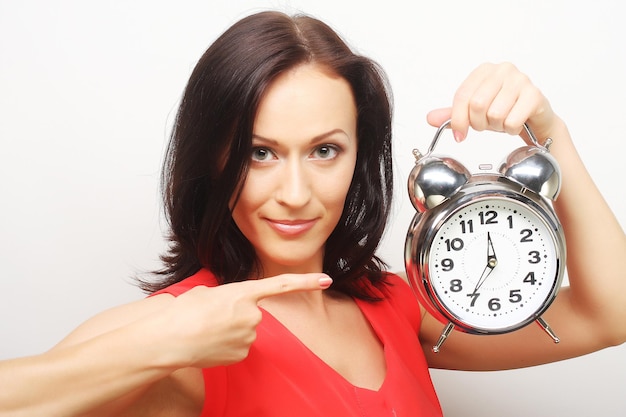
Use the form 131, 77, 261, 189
453, 130, 464, 142
318, 276, 333, 289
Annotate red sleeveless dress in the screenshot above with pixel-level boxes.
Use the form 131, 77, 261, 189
153, 269, 442, 417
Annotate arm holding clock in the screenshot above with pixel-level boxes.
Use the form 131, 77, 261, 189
419, 62, 626, 371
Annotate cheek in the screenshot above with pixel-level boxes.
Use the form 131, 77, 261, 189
229, 180, 261, 232
319, 163, 356, 211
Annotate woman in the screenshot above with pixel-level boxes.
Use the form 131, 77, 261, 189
0, 11, 624, 417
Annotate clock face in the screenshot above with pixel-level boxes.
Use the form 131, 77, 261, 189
426, 196, 561, 332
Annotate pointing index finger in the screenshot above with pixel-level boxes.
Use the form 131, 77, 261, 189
247, 274, 333, 302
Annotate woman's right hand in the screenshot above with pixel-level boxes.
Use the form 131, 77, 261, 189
153, 273, 332, 369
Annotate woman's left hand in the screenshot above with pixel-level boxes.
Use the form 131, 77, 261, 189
426, 62, 557, 143
419, 62, 626, 372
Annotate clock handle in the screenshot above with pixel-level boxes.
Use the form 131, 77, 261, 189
425, 119, 545, 155
536, 317, 561, 344
432, 322, 455, 353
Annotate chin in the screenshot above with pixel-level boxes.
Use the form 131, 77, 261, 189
258, 252, 324, 275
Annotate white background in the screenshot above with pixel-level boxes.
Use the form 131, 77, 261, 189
1, 0, 624, 415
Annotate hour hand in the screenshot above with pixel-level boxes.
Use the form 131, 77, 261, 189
487, 231, 497, 260
472, 232, 497, 294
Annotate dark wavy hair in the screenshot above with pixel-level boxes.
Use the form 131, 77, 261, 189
139, 11, 394, 300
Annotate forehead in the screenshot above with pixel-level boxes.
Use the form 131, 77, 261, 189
253, 64, 357, 142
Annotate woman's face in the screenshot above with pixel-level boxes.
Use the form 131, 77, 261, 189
231, 64, 358, 277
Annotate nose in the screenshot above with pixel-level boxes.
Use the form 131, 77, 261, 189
274, 158, 312, 207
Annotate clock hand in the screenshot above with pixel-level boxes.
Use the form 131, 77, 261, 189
472, 263, 492, 294
487, 231, 497, 260
472, 232, 498, 294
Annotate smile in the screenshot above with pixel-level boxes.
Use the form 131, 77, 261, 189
265, 219, 318, 236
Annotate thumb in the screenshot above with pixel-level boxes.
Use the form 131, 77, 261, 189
246, 273, 333, 303
426, 107, 452, 128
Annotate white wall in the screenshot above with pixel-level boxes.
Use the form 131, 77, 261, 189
1, 0, 624, 415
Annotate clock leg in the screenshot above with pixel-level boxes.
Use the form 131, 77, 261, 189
433, 322, 455, 353
536, 317, 560, 343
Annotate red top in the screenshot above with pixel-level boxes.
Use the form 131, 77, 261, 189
153, 269, 442, 417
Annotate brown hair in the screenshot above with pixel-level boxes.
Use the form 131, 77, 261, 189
140, 11, 394, 299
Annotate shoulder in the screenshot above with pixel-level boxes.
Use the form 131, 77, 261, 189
378, 272, 416, 303
53, 269, 217, 349
372, 272, 423, 332
151, 269, 219, 297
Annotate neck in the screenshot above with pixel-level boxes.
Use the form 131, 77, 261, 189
258, 286, 346, 316
254, 253, 324, 279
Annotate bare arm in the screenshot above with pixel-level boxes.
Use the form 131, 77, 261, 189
420, 62, 626, 370
0, 273, 332, 417
0, 296, 181, 417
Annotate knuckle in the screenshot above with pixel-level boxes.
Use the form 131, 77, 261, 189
468, 95, 490, 113
503, 121, 523, 136
238, 346, 252, 361
453, 88, 472, 104
225, 346, 252, 365
246, 329, 258, 345
486, 108, 505, 124
248, 307, 263, 326
278, 279, 293, 293
498, 61, 518, 74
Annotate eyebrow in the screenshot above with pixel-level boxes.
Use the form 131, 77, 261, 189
251, 129, 349, 145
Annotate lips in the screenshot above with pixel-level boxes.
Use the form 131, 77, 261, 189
264, 218, 318, 236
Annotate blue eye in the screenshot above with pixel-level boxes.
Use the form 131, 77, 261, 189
251, 147, 275, 162
312, 145, 339, 160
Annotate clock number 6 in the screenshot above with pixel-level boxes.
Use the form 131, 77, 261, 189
488, 298, 501, 311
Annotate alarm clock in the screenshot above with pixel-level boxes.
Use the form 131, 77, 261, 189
405, 120, 566, 353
